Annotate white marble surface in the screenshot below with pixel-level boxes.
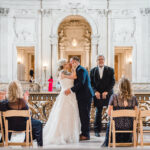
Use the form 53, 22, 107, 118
0, 0, 150, 85
4, 132, 150, 149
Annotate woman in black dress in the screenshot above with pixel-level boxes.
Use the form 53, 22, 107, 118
102, 77, 138, 146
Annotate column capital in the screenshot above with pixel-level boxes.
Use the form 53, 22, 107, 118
49, 35, 58, 45
0, 8, 9, 16
140, 8, 150, 16
91, 34, 100, 45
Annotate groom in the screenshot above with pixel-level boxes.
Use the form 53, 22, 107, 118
65, 56, 94, 140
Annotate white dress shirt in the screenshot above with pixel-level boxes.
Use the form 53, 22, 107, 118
99, 66, 104, 79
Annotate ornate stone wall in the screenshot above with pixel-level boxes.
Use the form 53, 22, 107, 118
0, 0, 150, 87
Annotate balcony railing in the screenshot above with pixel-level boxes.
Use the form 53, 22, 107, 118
28, 92, 150, 128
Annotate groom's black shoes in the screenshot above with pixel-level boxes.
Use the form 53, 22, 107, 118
95, 132, 100, 137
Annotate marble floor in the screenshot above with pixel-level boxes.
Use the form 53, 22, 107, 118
1, 132, 150, 150
42, 132, 105, 149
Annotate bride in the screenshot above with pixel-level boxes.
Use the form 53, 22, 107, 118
43, 59, 81, 145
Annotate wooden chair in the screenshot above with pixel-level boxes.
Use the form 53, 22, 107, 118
109, 109, 138, 147
138, 110, 150, 147
0, 112, 4, 146
3, 110, 33, 147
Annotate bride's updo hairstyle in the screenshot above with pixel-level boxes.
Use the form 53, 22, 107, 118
57, 59, 67, 71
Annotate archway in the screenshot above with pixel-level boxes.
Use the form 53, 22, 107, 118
52, 13, 98, 36
50, 14, 98, 82
58, 15, 92, 69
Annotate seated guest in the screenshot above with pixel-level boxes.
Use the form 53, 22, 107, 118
0, 91, 6, 100
0, 80, 43, 146
102, 77, 138, 146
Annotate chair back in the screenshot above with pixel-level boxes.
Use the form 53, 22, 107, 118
3, 110, 30, 118
109, 109, 138, 147
111, 109, 137, 118
140, 110, 150, 118
3, 110, 32, 147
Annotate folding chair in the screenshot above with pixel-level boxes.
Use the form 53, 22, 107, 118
3, 110, 33, 146
139, 110, 150, 147
109, 109, 138, 147
0, 112, 4, 146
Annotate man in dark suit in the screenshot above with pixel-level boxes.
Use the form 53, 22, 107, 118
65, 56, 94, 140
90, 54, 115, 137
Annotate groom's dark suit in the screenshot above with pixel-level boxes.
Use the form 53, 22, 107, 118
71, 65, 94, 138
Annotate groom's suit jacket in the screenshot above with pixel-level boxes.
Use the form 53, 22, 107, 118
71, 65, 94, 102
90, 66, 115, 107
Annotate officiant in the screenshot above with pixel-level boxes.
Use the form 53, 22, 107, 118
90, 54, 115, 137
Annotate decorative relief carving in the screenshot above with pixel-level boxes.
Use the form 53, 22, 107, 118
140, 8, 150, 16
112, 9, 136, 18
97, 9, 108, 17
68, 2, 84, 9
112, 19, 135, 42
14, 9, 37, 17
49, 35, 58, 45
0, 8, 9, 16
13, 17, 36, 42
63, 2, 88, 15
113, 30, 134, 42
40, 9, 52, 17
58, 17, 91, 51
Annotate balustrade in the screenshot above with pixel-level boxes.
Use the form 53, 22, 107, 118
29, 92, 150, 128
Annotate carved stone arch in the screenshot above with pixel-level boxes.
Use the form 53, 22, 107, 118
51, 13, 98, 36
50, 12, 99, 80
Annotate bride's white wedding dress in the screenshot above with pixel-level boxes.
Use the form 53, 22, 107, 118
43, 76, 81, 145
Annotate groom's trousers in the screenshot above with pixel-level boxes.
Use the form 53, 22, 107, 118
78, 98, 92, 138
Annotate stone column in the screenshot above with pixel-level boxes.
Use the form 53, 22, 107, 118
132, 44, 137, 83
91, 35, 98, 68
0, 8, 9, 83
34, 10, 42, 84
42, 11, 52, 84
51, 35, 58, 86
135, 9, 150, 83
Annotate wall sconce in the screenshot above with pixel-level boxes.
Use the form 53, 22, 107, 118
43, 64, 48, 86
43, 64, 48, 70
72, 39, 77, 47
17, 57, 22, 64
128, 57, 132, 64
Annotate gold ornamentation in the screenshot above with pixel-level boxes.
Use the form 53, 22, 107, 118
28, 92, 150, 127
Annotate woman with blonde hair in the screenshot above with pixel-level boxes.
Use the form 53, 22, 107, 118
102, 77, 138, 147
1, 80, 43, 146
7, 80, 27, 111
